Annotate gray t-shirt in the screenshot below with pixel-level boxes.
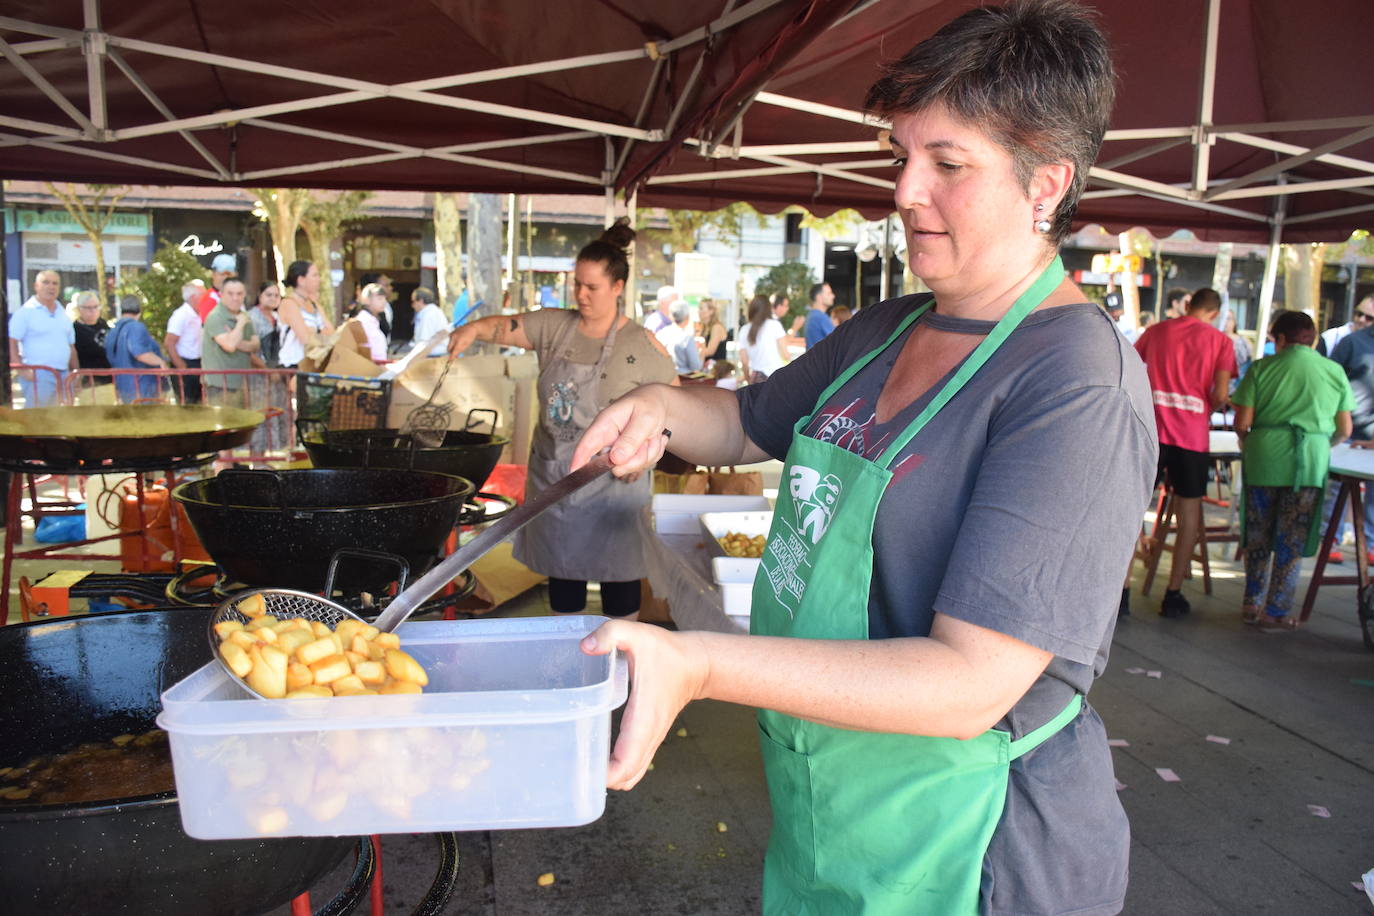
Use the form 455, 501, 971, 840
737, 296, 1157, 916
1329, 326, 1374, 436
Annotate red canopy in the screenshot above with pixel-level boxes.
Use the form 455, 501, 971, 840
1, 0, 1371, 242
632, 0, 1374, 243
0, 0, 850, 196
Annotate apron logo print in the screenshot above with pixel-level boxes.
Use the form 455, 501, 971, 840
788, 466, 843, 544
547, 381, 578, 427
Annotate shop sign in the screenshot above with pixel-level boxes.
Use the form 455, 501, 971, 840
6, 208, 151, 236
178, 234, 224, 256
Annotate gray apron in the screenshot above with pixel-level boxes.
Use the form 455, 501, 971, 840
513, 315, 651, 581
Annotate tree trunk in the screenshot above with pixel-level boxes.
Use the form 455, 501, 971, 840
467, 194, 504, 334
300, 226, 335, 319
434, 192, 464, 316
1282, 243, 1327, 321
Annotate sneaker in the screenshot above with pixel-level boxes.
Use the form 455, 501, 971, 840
1328, 550, 1345, 564
1160, 589, 1191, 619
1118, 586, 1130, 617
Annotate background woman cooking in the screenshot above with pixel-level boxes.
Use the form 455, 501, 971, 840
447, 221, 676, 619
571, 2, 1156, 913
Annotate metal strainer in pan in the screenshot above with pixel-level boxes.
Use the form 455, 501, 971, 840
207, 588, 368, 697
209, 452, 616, 698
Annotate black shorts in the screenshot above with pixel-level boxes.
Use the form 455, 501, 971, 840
1157, 443, 1210, 499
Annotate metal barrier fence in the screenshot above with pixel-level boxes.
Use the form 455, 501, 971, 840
9, 365, 72, 407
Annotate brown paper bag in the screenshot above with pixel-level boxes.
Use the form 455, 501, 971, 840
707, 466, 764, 496
652, 469, 710, 495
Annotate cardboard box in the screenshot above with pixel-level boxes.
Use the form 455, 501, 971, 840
506, 353, 539, 466
297, 323, 380, 378
386, 354, 516, 438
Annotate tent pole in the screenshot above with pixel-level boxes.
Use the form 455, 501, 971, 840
1255, 180, 1287, 343
625, 188, 638, 319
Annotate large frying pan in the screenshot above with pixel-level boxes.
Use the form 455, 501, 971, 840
0, 609, 354, 915
0, 405, 263, 463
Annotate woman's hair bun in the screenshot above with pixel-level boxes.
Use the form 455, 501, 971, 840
599, 217, 636, 251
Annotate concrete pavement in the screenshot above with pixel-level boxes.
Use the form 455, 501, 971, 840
276, 540, 1374, 915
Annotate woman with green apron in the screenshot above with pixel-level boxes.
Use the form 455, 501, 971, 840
1232, 311, 1354, 629
572, 4, 1156, 913
447, 221, 675, 617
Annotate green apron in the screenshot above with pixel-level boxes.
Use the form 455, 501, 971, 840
1240, 423, 1332, 556
751, 258, 1083, 915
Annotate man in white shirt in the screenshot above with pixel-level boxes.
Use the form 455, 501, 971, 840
411, 287, 450, 357
655, 301, 702, 374
164, 281, 205, 403
643, 285, 677, 335
8, 269, 77, 406
1319, 297, 1373, 357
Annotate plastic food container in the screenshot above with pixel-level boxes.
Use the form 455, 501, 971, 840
700, 510, 774, 559
650, 494, 770, 535
712, 556, 759, 624
157, 616, 627, 839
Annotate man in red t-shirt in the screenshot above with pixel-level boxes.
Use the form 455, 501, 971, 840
196, 253, 236, 321
1134, 287, 1237, 617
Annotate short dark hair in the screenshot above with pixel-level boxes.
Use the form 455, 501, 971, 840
808, 282, 827, 303
576, 218, 636, 286
222, 277, 246, 292
1189, 287, 1222, 313
1271, 310, 1316, 346
284, 260, 313, 289
864, 0, 1114, 245
1166, 288, 1190, 308
359, 272, 381, 287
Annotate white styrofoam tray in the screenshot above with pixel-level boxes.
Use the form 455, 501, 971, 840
651, 493, 769, 534
700, 510, 774, 560
158, 616, 627, 839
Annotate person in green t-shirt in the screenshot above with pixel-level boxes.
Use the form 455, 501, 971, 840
200, 277, 259, 404
1232, 311, 1354, 629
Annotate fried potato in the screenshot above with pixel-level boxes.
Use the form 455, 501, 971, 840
237, 592, 267, 618
383, 649, 429, 686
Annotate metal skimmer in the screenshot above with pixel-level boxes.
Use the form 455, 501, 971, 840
209, 453, 615, 697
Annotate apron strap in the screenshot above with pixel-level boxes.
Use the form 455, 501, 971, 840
792, 300, 931, 436
1008, 693, 1082, 760
878, 256, 1065, 467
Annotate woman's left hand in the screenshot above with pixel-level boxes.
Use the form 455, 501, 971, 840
581, 620, 708, 790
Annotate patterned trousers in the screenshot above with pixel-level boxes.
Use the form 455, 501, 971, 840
1243, 485, 1321, 619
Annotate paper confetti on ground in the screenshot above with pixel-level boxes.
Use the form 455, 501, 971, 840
1107, 738, 1130, 747
537, 873, 556, 887
1146, 670, 1163, 679
1307, 805, 1331, 818
675, 727, 689, 738
1125, 667, 1145, 675
1114, 779, 1127, 791
1155, 768, 1181, 782
1205, 735, 1232, 745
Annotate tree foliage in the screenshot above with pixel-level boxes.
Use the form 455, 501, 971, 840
116, 242, 210, 340
753, 260, 816, 327
636, 202, 768, 252
249, 188, 312, 279
299, 190, 372, 318
44, 182, 130, 309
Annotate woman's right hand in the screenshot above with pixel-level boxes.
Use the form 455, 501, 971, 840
447, 323, 478, 357
571, 384, 674, 477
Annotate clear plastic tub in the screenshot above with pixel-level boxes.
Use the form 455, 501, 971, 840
157, 616, 627, 839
